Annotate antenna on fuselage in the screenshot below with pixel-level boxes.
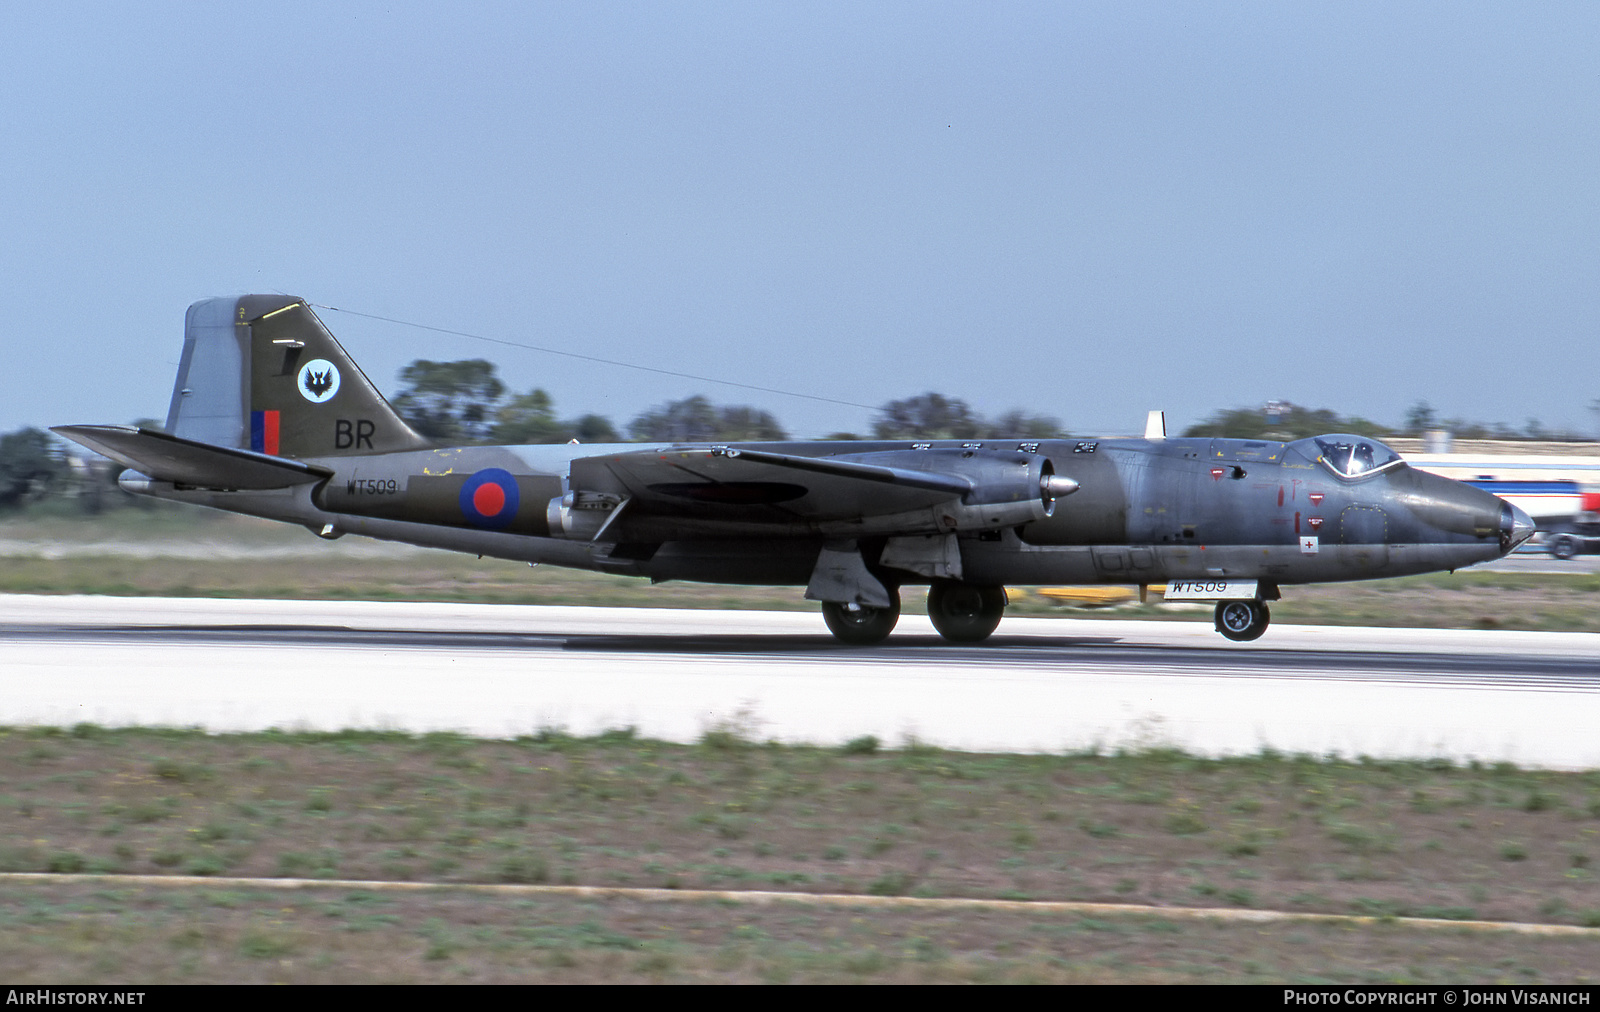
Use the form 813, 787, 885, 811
1144, 410, 1167, 440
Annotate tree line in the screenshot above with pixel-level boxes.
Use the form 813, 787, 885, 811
387, 359, 1064, 445
3, 360, 1590, 513
1180, 399, 1595, 442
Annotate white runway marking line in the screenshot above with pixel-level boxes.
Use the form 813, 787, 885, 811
3, 873, 1596, 938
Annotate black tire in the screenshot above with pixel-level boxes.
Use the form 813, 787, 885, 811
821, 587, 901, 646
926, 580, 1007, 644
1214, 600, 1270, 642
1549, 536, 1579, 561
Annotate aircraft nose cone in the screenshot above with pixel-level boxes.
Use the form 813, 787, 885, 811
1503, 501, 1537, 553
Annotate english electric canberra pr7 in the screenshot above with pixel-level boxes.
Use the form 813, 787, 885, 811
57, 297, 1535, 644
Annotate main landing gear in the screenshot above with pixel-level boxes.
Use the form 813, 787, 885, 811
926, 579, 1007, 644
821, 587, 901, 646
820, 579, 1009, 646
1214, 599, 1270, 642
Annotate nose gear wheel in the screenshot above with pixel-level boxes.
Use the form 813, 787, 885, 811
1214, 600, 1270, 642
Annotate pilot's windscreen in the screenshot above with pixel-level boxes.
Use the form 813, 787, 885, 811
1349, 442, 1375, 475
1308, 435, 1402, 478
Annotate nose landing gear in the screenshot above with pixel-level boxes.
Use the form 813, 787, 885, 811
1214, 599, 1270, 642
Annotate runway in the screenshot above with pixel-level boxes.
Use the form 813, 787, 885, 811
4, 594, 1599, 768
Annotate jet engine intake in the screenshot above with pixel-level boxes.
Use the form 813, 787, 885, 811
946, 452, 1079, 526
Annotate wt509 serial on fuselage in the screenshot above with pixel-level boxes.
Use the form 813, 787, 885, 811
56, 296, 1534, 644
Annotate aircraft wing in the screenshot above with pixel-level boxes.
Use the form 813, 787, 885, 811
52, 425, 333, 490
568, 446, 975, 522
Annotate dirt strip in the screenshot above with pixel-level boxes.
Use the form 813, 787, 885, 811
7, 872, 1597, 938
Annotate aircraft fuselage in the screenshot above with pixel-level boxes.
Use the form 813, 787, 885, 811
129, 433, 1517, 591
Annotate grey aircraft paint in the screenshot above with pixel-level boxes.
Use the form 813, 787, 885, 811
55, 297, 1536, 645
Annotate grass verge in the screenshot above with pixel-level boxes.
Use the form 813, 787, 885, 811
3, 726, 1600, 981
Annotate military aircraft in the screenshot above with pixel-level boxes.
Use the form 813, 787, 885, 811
55, 295, 1536, 645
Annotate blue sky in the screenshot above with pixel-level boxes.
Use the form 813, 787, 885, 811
5, 2, 1598, 440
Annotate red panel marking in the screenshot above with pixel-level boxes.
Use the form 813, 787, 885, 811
1277, 485, 1284, 507
473, 482, 506, 517
264, 410, 279, 456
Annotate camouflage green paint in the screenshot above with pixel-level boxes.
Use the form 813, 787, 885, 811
242, 296, 431, 458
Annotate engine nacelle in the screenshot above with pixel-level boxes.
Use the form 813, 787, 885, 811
846, 447, 1073, 510
809, 447, 1078, 535
548, 447, 1080, 541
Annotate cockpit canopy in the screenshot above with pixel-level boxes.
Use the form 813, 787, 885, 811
1289, 434, 1405, 480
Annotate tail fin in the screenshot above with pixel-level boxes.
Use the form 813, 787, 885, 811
165, 295, 429, 458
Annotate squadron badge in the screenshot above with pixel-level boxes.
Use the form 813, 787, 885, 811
298, 359, 341, 403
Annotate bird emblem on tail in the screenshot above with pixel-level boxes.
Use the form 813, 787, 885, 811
296, 359, 341, 403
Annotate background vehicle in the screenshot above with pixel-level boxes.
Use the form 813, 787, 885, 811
1544, 518, 1600, 560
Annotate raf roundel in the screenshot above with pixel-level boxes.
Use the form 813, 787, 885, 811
297, 359, 341, 403
459, 468, 520, 529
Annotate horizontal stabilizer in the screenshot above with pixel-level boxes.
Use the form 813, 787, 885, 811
52, 425, 333, 490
